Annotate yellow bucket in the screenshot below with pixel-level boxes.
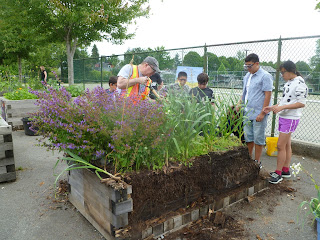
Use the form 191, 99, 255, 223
266, 137, 278, 156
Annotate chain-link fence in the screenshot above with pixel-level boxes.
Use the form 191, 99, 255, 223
72, 35, 320, 144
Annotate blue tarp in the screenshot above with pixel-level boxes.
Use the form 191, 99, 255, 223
176, 66, 203, 83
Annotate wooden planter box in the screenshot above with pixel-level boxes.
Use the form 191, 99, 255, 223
0, 97, 39, 129
0, 118, 16, 182
68, 168, 133, 240
68, 147, 268, 239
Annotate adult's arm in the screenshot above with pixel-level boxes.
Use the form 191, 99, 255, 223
117, 76, 149, 89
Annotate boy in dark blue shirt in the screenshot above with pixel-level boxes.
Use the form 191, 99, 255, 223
190, 73, 214, 105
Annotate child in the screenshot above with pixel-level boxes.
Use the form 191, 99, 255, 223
106, 76, 118, 94
190, 72, 214, 105
263, 60, 308, 184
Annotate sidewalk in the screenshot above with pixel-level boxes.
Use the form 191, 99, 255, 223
1, 130, 319, 240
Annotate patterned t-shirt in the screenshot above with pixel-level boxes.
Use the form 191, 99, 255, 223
279, 76, 308, 120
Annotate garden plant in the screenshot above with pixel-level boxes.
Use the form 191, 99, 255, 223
29, 86, 246, 178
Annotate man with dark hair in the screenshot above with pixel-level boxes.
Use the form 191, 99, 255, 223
238, 53, 273, 168
190, 73, 214, 104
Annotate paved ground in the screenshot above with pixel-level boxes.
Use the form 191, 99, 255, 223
0, 130, 319, 240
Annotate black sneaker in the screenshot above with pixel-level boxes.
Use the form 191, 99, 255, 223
269, 172, 283, 184
281, 171, 291, 178
269, 171, 291, 178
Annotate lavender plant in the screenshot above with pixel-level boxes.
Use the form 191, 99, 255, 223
30, 86, 169, 172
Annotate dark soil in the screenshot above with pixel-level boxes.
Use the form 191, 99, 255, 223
122, 146, 260, 238
164, 212, 248, 240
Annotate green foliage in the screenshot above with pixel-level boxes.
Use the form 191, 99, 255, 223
91, 44, 99, 58
217, 63, 228, 75
183, 51, 203, 67
4, 88, 37, 100
65, 85, 85, 97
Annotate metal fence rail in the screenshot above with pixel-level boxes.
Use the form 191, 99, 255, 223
72, 35, 320, 144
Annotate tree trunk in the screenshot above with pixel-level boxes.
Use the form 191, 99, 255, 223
66, 34, 77, 85
18, 56, 22, 82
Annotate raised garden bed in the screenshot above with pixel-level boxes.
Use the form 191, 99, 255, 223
0, 97, 39, 129
68, 146, 267, 239
0, 118, 16, 182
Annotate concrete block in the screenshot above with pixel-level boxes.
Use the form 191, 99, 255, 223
182, 212, 191, 225
152, 223, 164, 237
142, 227, 152, 239
173, 215, 182, 229
199, 205, 208, 217
191, 209, 200, 221
163, 218, 174, 232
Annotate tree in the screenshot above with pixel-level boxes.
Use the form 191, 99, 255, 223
0, 1, 39, 81
296, 61, 311, 72
123, 46, 174, 70
217, 63, 228, 75
91, 44, 99, 58
173, 53, 181, 68
9, 0, 150, 85
183, 51, 203, 67
236, 51, 246, 61
207, 52, 220, 71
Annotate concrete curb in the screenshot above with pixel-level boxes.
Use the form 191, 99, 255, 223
291, 140, 320, 160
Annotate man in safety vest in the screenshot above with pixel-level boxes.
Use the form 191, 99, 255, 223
117, 56, 160, 100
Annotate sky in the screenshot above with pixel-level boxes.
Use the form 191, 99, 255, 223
91, 0, 320, 57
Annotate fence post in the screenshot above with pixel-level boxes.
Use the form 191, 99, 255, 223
100, 56, 103, 88
204, 44, 208, 74
271, 36, 282, 137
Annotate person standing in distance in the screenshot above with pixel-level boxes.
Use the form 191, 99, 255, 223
237, 53, 273, 168
40, 66, 47, 84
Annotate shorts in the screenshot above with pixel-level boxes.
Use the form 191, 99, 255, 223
243, 116, 268, 145
278, 117, 300, 134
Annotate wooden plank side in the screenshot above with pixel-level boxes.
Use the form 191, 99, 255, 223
0, 142, 13, 152
69, 193, 116, 240
0, 157, 15, 167
2, 99, 38, 107
0, 166, 7, 174
82, 168, 119, 202
82, 168, 131, 202
112, 199, 133, 216
0, 172, 16, 182
0, 127, 12, 135
7, 107, 40, 116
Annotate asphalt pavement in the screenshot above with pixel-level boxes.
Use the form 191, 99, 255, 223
0, 130, 319, 240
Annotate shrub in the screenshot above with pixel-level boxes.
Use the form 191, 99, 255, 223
4, 88, 37, 100
30, 86, 169, 172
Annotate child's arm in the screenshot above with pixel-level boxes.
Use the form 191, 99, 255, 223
263, 104, 279, 114
272, 102, 305, 114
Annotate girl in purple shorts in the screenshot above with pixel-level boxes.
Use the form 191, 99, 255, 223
263, 60, 308, 184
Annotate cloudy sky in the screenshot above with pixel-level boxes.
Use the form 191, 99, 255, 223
92, 0, 320, 56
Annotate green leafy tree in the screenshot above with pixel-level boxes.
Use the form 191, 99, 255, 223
207, 52, 220, 71
296, 61, 311, 72
91, 44, 100, 58
0, 1, 39, 81
14, 0, 150, 85
218, 56, 231, 70
217, 62, 228, 75
183, 51, 203, 67
123, 46, 174, 70
173, 53, 181, 68
236, 51, 246, 61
